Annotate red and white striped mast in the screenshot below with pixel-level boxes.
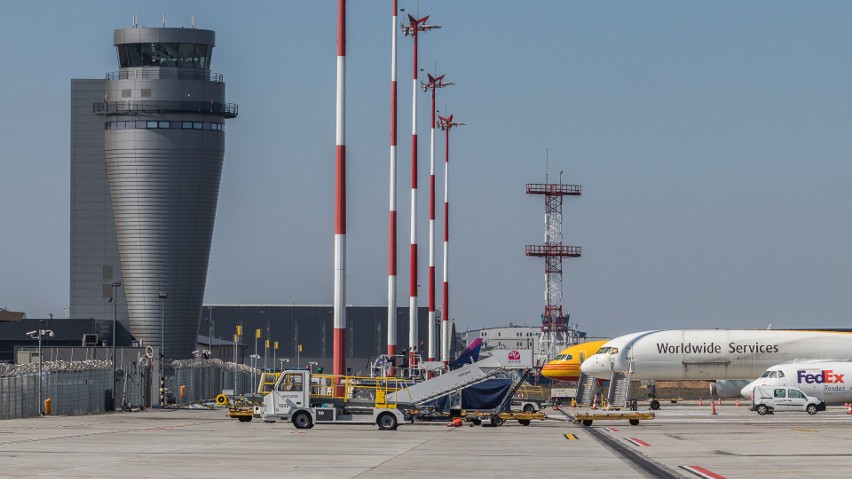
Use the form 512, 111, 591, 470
422, 73, 451, 362
387, 0, 399, 370
333, 0, 347, 380
402, 14, 439, 370
438, 114, 463, 367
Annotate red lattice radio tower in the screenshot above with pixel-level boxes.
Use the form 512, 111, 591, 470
525, 178, 581, 366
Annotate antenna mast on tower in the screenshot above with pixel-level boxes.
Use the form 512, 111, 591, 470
525, 172, 582, 370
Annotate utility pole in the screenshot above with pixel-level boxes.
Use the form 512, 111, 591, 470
422, 72, 452, 362
438, 114, 464, 367
402, 13, 440, 371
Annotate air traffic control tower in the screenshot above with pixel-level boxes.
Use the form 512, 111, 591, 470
93, 27, 237, 359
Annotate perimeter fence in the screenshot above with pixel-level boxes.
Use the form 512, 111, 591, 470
1, 358, 255, 419
168, 359, 255, 405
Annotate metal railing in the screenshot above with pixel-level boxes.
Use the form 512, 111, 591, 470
106, 70, 224, 82
93, 100, 238, 118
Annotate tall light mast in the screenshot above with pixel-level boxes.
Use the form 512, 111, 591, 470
387, 0, 399, 371
525, 175, 582, 369
333, 0, 347, 379
438, 114, 463, 367
422, 73, 452, 362
402, 14, 439, 369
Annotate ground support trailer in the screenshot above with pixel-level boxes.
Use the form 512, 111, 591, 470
257, 369, 407, 430
567, 410, 655, 426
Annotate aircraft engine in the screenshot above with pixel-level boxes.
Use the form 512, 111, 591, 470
710, 379, 752, 398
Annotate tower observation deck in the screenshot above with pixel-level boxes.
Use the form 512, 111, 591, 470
96, 27, 238, 360
525, 181, 581, 369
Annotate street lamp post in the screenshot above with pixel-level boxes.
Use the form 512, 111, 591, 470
207, 306, 215, 359
111, 281, 121, 411
26, 328, 54, 415
158, 291, 168, 407
249, 354, 260, 394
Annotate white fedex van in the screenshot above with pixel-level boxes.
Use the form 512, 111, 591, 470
750, 386, 825, 416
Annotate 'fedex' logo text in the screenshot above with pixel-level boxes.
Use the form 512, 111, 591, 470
797, 369, 845, 384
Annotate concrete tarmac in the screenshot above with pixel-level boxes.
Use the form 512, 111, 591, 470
1, 402, 851, 478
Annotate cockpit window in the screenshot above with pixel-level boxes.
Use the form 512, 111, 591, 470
769, 371, 777, 378
610, 348, 619, 354
760, 370, 772, 378
777, 371, 785, 378
595, 347, 610, 355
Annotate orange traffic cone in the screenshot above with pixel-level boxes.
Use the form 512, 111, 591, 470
718, 398, 723, 406
591, 395, 599, 410
846, 403, 852, 414
711, 401, 717, 415
699, 397, 703, 406
736, 398, 741, 407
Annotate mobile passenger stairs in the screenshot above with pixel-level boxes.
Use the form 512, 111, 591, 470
564, 358, 654, 426
387, 349, 543, 426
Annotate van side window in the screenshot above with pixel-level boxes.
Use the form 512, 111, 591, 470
774, 389, 786, 398
788, 390, 804, 399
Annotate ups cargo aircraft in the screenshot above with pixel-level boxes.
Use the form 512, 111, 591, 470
579, 329, 852, 398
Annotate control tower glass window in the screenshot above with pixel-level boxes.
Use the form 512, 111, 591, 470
117, 43, 211, 69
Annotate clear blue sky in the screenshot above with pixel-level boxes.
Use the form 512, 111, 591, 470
1, 1, 851, 337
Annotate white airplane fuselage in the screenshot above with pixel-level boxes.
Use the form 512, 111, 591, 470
580, 329, 852, 381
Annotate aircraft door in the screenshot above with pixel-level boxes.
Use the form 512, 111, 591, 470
772, 388, 791, 411
786, 389, 807, 411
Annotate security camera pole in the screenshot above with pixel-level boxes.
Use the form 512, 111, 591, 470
26, 327, 54, 415
111, 281, 121, 411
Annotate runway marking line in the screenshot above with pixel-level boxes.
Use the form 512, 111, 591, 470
142, 423, 195, 431
624, 437, 650, 447
680, 465, 727, 479
604, 427, 619, 433
564, 433, 578, 440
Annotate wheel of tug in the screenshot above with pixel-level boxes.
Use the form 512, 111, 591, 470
293, 411, 313, 429
238, 416, 252, 423
377, 412, 398, 430
471, 418, 482, 426
582, 419, 593, 426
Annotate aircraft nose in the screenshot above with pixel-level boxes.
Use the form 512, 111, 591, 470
580, 355, 599, 377
741, 383, 754, 399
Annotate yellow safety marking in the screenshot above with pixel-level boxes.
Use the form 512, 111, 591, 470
564, 433, 578, 440
792, 428, 816, 433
